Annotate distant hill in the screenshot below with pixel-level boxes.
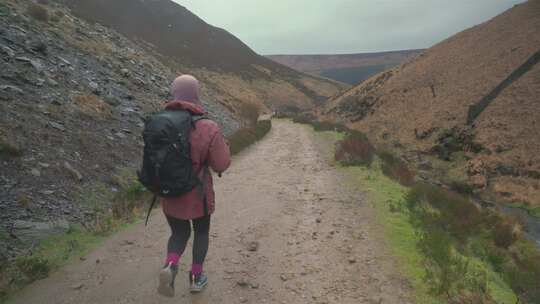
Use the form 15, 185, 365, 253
267, 50, 422, 85
62, 0, 347, 111
318, 0, 540, 208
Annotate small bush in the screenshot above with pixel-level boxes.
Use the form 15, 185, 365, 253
0, 140, 22, 159
406, 182, 540, 302
312, 121, 347, 133
27, 3, 49, 22
292, 113, 317, 125
493, 216, 522, 249
15, 256, 50, 282
449, 179, 474, 196
378, 150, 416, 186
110, 168, 149, 220
335, 131, 375, 166
228, 120, 271, 155
238, 102, 261, 127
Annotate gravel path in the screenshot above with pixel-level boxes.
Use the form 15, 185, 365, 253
10, 120, 411, 304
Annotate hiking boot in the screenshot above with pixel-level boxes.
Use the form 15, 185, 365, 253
189, 271, 208, 293
158, 263, 178, 297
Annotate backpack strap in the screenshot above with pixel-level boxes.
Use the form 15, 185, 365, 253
191, 114, 208, 129
145, 194, 159, 226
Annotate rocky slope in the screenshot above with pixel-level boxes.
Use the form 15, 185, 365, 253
62, 0, 347, 111
318, 0, 540, 209
267, 50, 422, 85
0, 0, 243, 261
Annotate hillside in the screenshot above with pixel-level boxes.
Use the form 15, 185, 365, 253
0, 0, 243, 264
62, 0, 347, 111
267, 50, 422, 85
318, 0, 540, 209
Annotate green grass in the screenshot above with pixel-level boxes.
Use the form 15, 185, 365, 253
2, 223, 128, 303
344, 163, 442, 303
1, 168, 147, 302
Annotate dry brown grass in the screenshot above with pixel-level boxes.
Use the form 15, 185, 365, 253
27, 3, 48, 22
238, 102, 261, 127
73, 94, 112, 118
335, 131, 375, 166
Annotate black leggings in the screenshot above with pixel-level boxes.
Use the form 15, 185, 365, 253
166, 215, 211, 265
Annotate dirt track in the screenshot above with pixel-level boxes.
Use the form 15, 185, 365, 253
10, 120, 411, 304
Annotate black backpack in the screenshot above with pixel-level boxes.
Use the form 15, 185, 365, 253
138, 109, 205, 223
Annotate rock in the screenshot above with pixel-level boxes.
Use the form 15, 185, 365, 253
1, 85, 24, 94
29, 40, 48, 55
72, 283, 84, 290
239, 297, 248, 303
88, 81, 100, 95
247, 241, 259, 252
46, 77, 59, 86
315, 218, 322, 223
250, 282, 259, 289
0, 45, 15, 57
348, 257, 357, 264
120, 68, 130, 77
57, 56, 71, 66
48, 121, 66, 131
133, 77, 146, 86
237, 278, 249, 287
30, 168, 41, 177
63, 161, 83, 182
280, 274, 288, 281
497, 164, 518, 176
15, 56, 32, 63
12, 219, 70, 243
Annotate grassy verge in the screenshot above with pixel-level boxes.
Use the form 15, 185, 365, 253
302, 122, 527, 304
1, 170, 148, 302
228, 119, 272, 155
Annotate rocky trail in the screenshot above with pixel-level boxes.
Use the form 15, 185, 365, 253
9, 120, 410, 304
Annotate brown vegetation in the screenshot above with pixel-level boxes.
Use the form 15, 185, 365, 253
73, 94, 112, 118
26, 3, 48, 22
335, 131, 375, 167
319, 1, 540, 208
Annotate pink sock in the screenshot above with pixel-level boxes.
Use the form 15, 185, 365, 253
191, 264, 203, 275
166, 253, 180, 265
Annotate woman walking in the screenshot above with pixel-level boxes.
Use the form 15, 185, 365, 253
158, 75, 231, 297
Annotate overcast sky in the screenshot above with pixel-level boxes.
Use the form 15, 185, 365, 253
172, 0, 526, 55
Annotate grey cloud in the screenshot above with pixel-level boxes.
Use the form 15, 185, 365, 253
173, 0, 526, 54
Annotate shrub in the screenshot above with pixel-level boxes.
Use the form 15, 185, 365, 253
238, 102, 261, 127
418, 228, 487, 298
228, 120, 271, 155
312, 121, 347, 133
335, 131, 375, 166
73, 94, 112, 118
406, 182, 540, 302
15, 256, 50, 282
449, 179, 474, 196
406, 183, 481, 240
504, 241, 540, 303
0, 140, 22, 159
378, 150, 416, 186
110, 169, 149, 220
27, 3, 49, 22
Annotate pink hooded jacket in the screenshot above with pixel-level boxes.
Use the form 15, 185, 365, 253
161, 75, 231, 220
